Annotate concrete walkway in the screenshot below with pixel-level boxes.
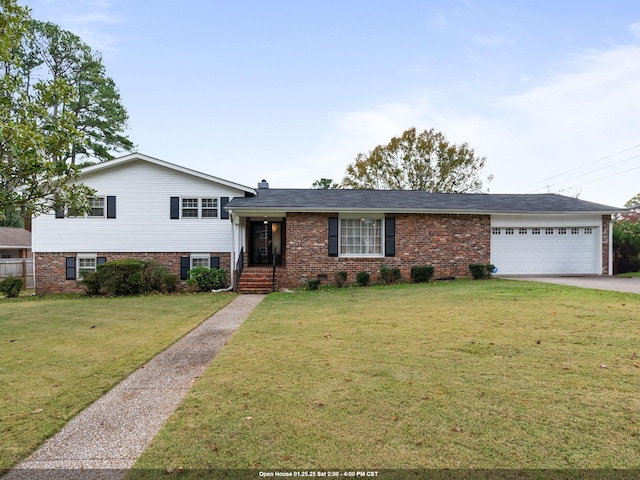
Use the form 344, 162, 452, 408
5, 294, 265, 479
503, 275, 640, 294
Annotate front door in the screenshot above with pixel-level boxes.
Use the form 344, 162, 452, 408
249, 221, 283, 265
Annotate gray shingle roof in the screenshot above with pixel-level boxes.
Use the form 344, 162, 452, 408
226, 189, 623, 214
0, 227, 31, 248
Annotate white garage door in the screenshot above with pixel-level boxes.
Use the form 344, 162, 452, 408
491, 227, 599, 275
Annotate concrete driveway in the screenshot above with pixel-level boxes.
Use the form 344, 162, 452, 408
503, 275, 640, 294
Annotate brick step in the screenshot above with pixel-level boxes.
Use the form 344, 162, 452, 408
238, 268, 277, 294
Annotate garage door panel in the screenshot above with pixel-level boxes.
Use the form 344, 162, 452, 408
491, 227, 598, 275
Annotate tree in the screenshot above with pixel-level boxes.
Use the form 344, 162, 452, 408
17, 20, 134, 163
0, 0, 94, 219
342, 127, 489, 192
311, 178, 340, 189
624, 193, 640, 208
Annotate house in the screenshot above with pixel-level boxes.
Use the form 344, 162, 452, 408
0, 227, 34, 288
32, 153, 255, 295
225, 184, 622, 291
32, 153, 624, 295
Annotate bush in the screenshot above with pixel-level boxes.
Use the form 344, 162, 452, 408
307, 279, 321, 290
469, 263, 495, 280
379, 264, 401, 285
356, 271, 371, 287
79, 258, 182, 296
0, 276, 23, 298
187, 267, 229, 292
411, 266, 435, 283
96, 259, 146, 296
334, 271, 348, 288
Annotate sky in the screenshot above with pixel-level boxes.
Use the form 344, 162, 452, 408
19, 0, 640, 208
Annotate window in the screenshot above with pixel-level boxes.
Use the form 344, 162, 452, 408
519, 228, 527, 235
584, 227, 593, 234
201, 198, 218, 218
558, 228, 567, 235
492, 228, 501, 235
545, 228, 554, 235
505, 228, 514, 235
77, 254, 97, 279
571, 228, 580, 235
182, 198, 199, 218
340, 218, 382, 256
190, 254, 210, 269
88, 197, 105, 217
532, 228, 541, 235
180, 198, 218, 219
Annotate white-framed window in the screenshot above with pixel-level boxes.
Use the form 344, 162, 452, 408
545, 228, 554, 235
558, 228, 567, 235
78, 253, 97, 279
201, 198, 218, 218
571, 228, 580, 235
190, 253, 210, 269
181, 198, 218, 219
339, 217, 383, 257
584, 227, 593, 235
505, 228, 514, 235
182, 198, 199, 218
88, 197, 105, 217
492, 228, 501, 235
519, 228, 527, 235
532, 228, 541, 235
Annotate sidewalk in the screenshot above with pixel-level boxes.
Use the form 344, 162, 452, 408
5, 294, 265, 479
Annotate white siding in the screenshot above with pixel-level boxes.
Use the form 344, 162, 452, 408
33, 160, 244, 253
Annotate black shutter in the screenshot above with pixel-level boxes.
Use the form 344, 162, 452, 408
106, 196, 116, 218
385, 217, 396, 257
180, 256, 190, 280
220, 197, 230, 220
97, 256, 107, 266
65, 257, 76, 280
328, 217, 338, 257
55, 208, 65, 219
170, 197, 180, 219
210, 256, 220, 268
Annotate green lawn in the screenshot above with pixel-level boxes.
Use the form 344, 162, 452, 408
0, 292, 236, 468
132, 280, 640, 471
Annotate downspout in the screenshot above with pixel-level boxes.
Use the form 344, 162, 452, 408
229, 210, 235, 287
608, 216, 614, 276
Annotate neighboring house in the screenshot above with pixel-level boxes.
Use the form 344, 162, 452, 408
32, 153, 255, 295
0, 227, 34, 288
32, 153, 624, 295
0, 227, 31, 259
225, 185, 623, 290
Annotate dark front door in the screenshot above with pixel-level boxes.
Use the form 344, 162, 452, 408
249, 221, 283, 265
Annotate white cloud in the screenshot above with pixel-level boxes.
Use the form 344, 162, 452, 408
630, 20, 640, 38
296, 44, 640, 206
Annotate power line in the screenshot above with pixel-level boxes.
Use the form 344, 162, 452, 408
554, 164, 640, 194
527, 143, 640, 193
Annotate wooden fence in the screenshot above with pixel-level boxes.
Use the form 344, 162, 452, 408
0, 258, 35, 289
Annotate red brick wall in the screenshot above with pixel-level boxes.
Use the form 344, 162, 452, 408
34, 251, 231, 295
278, 212, 491, 287
602, 215, 611, 275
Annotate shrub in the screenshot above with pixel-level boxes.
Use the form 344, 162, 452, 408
469, 263, 495, 280
307, 279, 321, 290
187, 267, 229, 292
356, 271, 371, 287
334, 271, 348, 288
97, 259, 146, 296
79, 258, 182, 296
411, 266, 435, 283
0, 276, 23, 298
379, 264, 401, 285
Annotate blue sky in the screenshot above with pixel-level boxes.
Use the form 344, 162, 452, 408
21, 0, 640, 207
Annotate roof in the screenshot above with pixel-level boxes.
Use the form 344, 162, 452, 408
225, 189, 625, 215
0, 227, 31, 248
81, 153, 256, 194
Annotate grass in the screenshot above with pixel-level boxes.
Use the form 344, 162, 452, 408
131, 280, 640, 472
616, 271, 640, 278
0, 292, 236, 468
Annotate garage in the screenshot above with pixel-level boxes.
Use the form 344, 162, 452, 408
490, 224, 600, 275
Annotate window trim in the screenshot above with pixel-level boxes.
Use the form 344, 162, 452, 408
190, 253, 211, 269
178, 197, 219, 219
338, 215, 384, 258
77, 253, 97, 279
